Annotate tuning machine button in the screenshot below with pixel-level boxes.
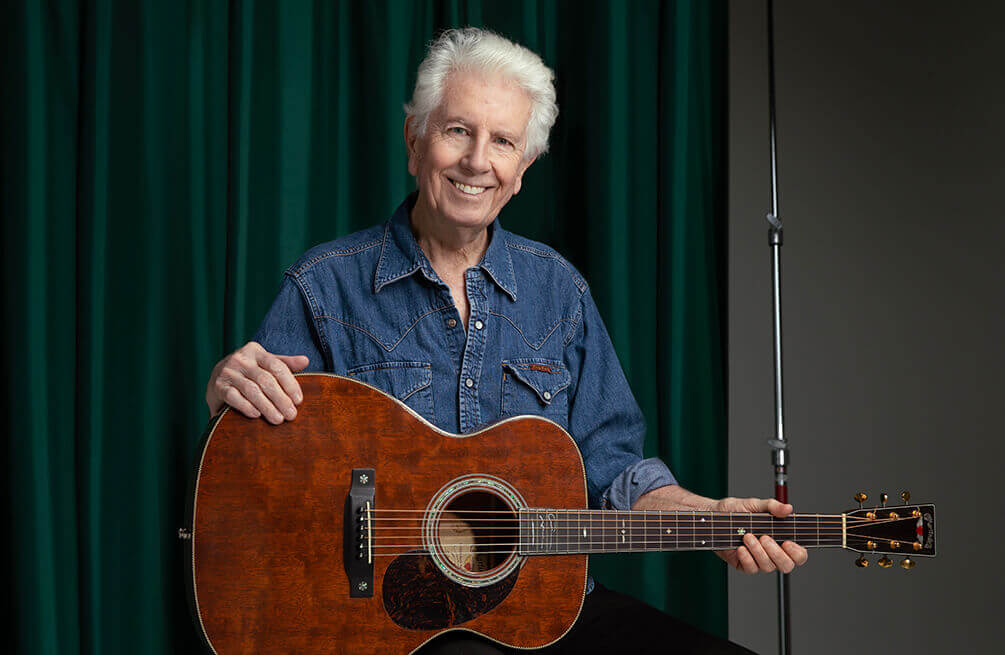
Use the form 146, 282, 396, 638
880, 493, 888, 507
854, 492, 868, 508
901, 490, 911, 504
877, 556, 893, 568
855, 556, 869, 568
900, 558, 916, 570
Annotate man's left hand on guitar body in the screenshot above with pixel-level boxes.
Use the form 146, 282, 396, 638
633, 484, 809, 575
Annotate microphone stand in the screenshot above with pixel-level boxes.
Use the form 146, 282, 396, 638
764, 2, 791, 653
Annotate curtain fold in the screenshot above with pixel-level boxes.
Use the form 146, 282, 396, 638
1, 1, 727, 651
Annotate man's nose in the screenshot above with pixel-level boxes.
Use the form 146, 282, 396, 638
461, 136, 491, 174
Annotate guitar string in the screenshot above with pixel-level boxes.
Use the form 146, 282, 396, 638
366, 509, 883, 518
366, 516, 913, 530
365, 517, 902, 528
362, 534, 913, 557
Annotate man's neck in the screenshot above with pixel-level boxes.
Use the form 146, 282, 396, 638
409, 206, 490, 282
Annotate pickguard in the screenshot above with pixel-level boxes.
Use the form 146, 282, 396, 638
382, 550, 520, 630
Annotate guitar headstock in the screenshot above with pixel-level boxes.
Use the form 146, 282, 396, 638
844, 491, 935, 569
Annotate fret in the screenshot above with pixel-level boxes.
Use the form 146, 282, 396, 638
560, 510, 566, 553
675, 508, 683, 550
577, 510, 583, 553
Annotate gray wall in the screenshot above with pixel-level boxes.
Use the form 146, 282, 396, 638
728, 1, 1004, 653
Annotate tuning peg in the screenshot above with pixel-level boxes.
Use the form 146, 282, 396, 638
877, 556, 893, 568
855, 556, 869, 568
900, 558, 916, 570
880, 493, 888, 507
854, 492, 867, 508
901, 490, 911, 504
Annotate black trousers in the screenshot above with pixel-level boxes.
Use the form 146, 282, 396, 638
417, 584, 757, 655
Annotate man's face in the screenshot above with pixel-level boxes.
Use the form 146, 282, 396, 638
406, 71, 535, 231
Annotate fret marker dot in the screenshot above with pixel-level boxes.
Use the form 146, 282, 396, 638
737, 528, 746, 535
665, 529, 672, 534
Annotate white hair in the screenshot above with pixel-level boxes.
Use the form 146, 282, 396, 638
404, 27, 559, 161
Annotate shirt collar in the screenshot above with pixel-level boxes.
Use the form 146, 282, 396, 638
373, 193, 518, 301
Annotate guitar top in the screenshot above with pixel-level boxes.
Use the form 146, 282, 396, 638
183, 374, 935, 654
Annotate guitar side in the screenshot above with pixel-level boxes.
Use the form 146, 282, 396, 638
188, 374, 589, 654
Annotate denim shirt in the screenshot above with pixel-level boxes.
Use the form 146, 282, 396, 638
253, 194, 677, 512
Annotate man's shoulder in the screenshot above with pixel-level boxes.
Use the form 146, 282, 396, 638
500, 230, 588, 298
285, 224, 386, 278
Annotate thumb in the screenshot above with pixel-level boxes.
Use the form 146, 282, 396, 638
276, 354, 310, 371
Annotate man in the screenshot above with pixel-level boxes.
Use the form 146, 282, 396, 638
205, 27, 806, 653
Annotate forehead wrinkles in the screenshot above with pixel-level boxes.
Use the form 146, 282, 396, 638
438, 72, 531, 139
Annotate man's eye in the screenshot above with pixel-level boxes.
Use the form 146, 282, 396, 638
495, 137, 513, 147
448, 126, 467, 135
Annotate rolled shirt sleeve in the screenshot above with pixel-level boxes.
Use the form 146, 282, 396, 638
566, 289, 677, 510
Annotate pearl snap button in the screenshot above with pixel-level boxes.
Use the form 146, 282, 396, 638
474, 320, 483, 330
543, 391, 552, 401
465, 378, 474, 388
447, 319, 457, 328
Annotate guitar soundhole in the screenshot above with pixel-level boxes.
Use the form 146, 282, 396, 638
439, 490, 518, 573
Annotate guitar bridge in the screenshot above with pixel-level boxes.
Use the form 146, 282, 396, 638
343, 468, 375, 597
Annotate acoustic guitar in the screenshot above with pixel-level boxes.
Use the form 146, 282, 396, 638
182, 374, 936, 654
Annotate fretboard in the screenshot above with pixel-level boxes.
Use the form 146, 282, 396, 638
517, 509, 844, 555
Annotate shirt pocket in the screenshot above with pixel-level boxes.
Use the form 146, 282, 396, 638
500, 358, 571, 424
345, 361, 435, 423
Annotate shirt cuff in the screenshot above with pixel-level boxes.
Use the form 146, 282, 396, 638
599, 458, 677, 510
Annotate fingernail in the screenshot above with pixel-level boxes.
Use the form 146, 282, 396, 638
284, 407, 297, 420
294, 393, 303, 404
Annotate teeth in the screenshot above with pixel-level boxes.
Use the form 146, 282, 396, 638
452, 180, 487, 195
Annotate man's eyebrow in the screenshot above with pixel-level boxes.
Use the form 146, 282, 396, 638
443, 117, 523, 140
493, 129, 521, 142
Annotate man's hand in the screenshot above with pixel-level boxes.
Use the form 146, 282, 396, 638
633, 486, 809, 575
205, 341, 309, 423
712, 496, 808, 574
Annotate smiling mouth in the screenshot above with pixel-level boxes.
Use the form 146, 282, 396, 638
449, 178, 490, 196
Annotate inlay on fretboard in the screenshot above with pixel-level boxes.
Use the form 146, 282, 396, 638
518, 509, 840, 554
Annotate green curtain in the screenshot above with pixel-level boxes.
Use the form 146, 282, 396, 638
2, 1, 727, 652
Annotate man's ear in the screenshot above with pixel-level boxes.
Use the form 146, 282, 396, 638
404, 116, 420, 177
513, 155, 537, 196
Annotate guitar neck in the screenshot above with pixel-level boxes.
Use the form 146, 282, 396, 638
517, 508, 844, 555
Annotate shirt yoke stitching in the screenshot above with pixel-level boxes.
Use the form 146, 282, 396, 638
505, 241, 588, 294
289, 238, 383, 276
488, 310, 577, 351
318, 304, 453, 352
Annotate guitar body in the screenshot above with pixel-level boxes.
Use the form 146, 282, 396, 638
188, 374, 588, 654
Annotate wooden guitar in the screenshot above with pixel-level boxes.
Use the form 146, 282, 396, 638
183, 374, 936, 654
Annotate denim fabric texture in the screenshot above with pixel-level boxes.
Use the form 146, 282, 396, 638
253, 193, 677, 512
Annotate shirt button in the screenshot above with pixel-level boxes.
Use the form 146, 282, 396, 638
543, 391, 552, 401
474, 320, 484, 330
465, 378, 474, 388
446, 318, 457, 328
